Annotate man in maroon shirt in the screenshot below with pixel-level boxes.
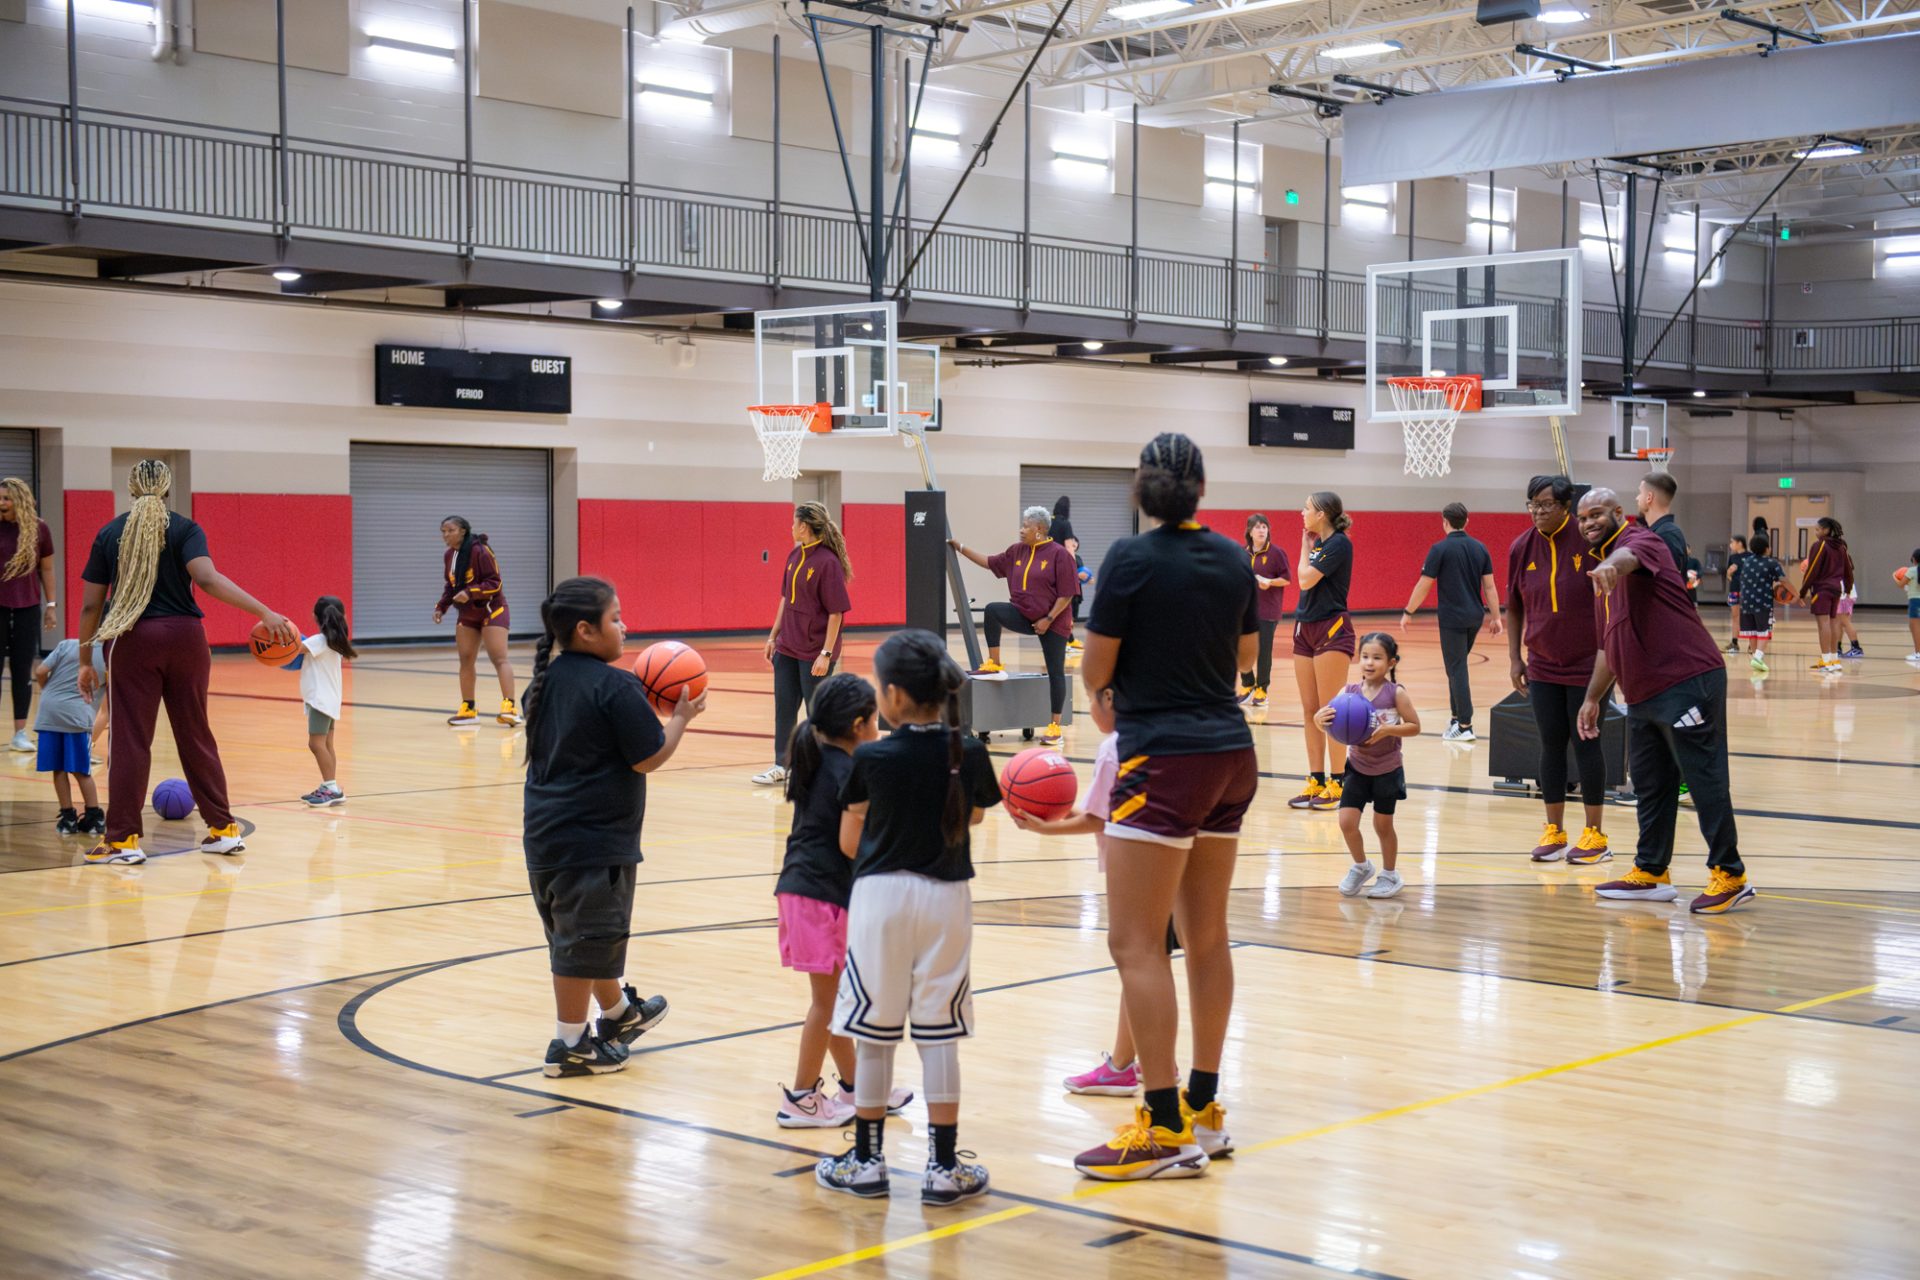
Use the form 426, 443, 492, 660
950, 506, 1078, 744
1574, 489, 1752, 914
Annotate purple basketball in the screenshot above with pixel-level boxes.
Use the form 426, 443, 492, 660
1325, 692, 1377, 747
153, 778, 196, 821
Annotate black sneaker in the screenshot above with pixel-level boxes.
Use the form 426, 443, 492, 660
55, 808, 80, 836
78, 807, 106, 836
543, 1035, 628, 1078
597, 986, 670, 1046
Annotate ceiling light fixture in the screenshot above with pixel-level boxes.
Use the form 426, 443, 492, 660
911, 126, 961, 143
637, 81, 714, 103
1267, 355, 1289, 366
74, 0, 156, 20
1321, 40, 1404, 60
1052, 149, 1111, 168
271, 269, 302, 283
367, 33, 458, 60
1692, 389, 1707, 397
1536, 8, 1589, 24
1206, 176, 1257, 190
1108, 0, 1192, 18
1793, 141, 1865, 160
595, 299, 623, 311
1083, 340, 1106, 351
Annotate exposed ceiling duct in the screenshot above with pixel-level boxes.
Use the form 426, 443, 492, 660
658, 0, 789, 44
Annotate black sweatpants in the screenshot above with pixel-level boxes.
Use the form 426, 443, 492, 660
772, 651, 831, 768
1240, 618, 1279, 691
1528, 678, 1607, 806
983, 600, 1068, 717
1, 604, 41, 722
1438, 625, 1479, 728
1625, 668, 1743, 876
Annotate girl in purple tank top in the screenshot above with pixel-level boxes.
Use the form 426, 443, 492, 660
1313, 633, 1422, 900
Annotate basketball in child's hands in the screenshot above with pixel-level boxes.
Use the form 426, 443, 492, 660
1897, 566, 1912, 586
1773, 581, 1796, 606
999, 747, 1078, 821
631, 640, 708, 716
153, 778, 196, 821
1324, 691, 1377, 747
249, 622, 300, 667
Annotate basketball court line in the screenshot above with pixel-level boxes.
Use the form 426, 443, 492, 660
207, 688, 777, 740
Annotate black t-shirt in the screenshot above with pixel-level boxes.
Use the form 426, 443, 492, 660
1087, 523, 1257, 759
776, 745, 855, 907
840, 725, 1000, 882
1296, 530, 1353, 623
1420, 530, 1494, 629
81, 511, 210, 621
1648, 515, 1686, 577
1725, 551, 1748, 588
523, 652, 666, 871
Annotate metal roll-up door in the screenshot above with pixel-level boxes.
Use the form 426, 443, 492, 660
350, 443, 551, 641
0, 430, 34, 488
1018, 466, 1137, 609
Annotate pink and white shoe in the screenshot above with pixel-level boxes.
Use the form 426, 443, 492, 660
839, 1082, 915, 1114
1064, 1052, 1141, 1097
776, 1081, 856, 1129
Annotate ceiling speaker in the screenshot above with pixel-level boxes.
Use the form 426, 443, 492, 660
1477, 0, 1541, 23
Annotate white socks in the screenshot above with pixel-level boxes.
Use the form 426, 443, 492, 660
557, 1019, 588, 1046
601, 994, 630, 1021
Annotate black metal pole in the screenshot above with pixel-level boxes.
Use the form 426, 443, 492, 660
1622, 176, 1638, 387
772, 33, 782, 290
901, 56, 912, 303
275, 0, 288, 240
65, 0, 80, 216
461, 0, 475, 260
1319, 136, 1330, 340
624, 6, 636, 278
1129, 103, 1139, 325
869, 25, 885, 301
1765, 213, 1778, 383
1689, 208, 1700, 373
1020, 83, 1031, 313
1228, 120, 1239, 335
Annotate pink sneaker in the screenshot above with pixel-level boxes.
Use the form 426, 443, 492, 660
776, 1081, 856, 1129
838, 1082, 915, 1114
1064, 1052, 1140, 1097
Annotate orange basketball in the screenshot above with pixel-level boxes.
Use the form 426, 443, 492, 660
631, 640, 708, 716
250, 622, 300, 667
1773, 581, 1796, 606
999, 747, 1079, 821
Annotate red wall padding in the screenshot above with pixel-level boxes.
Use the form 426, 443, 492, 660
191, 494, 354, 646
1196, 504, 1533, 614
61, 490, 116, 639
841, 503, 906, 627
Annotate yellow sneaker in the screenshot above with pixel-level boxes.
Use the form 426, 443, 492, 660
1530, 823, 1570, 862
969, 659, 1006, 679
1180, 1094, 1233, 1158
1595, 867, 1677, 902
1040, 720, 1062, 745
85, 835, 145, 865
1068, 639, 1083, 652
448, 701, 478, 726
1567, 826, 1613, 865
1690, 869, 1756, 915
1072, 1105, 1209, 1182
497, 698, 523, 727
1288, 777, 1326, 809
1310, 778, 1344, 810
201, 823, 246, 855
1250, 687, 1268, 708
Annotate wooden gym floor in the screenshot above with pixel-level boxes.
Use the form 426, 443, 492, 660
2, 612, 1917, 1279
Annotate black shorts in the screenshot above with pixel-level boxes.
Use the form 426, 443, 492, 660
529, 863, 637, 979
1338, 766, 1406, 815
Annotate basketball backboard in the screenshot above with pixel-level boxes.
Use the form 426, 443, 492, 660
753, 301, 939, 436
1365, 248, 1581, 423
1610, 395, 1671, 470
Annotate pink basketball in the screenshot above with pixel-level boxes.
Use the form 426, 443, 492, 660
1325, 691, 1377, 747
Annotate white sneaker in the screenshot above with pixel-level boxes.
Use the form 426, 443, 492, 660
1183, 1096, 1233, 1159
7, 729, 31, 753
816, 1149, 890, 1199
1906, 653, 1920, 664
1338, 860, 1376, 897
776, 1082, 856, 1129
921, 1152, 991, 1206
839, 1083, 914, 1114
1366, 870, 1405, 899
751, 764, 787, 787
1441, 722, 1476, 742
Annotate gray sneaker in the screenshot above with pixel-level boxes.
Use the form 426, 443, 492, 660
301, 784, 344, 808
8, 729, 31, 753
1338, 860, 1376, 897
1441, 722, 1475, 743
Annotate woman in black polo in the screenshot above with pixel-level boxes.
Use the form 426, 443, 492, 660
1289, 491, 1354, 811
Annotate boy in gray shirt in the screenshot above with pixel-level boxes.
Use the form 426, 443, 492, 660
34, 638, 105, 836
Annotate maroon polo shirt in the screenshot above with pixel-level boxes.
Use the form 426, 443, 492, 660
0, 517, 53, 609
776, 541, 851, 661
987, 538, 1077, 638
1249, 546, 1291, 621
1592, 521, 1726, 706
1507, 516, 1599, 685
1800, 535, 1853, 599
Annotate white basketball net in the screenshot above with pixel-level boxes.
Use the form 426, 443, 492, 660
1643, 448, 1673, 475
1389, 379, 1474, 479
748, 405, 815, 482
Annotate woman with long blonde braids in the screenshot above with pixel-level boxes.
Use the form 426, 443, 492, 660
0, 475, 58, 751
76, 459, 295, 865
753, 501, 853, 786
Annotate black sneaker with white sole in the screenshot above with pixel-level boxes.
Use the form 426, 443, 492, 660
55, 808, 80, 836
79, 807, 105, 836
543, 1035, 628, 1078
597, 987, 670, 1046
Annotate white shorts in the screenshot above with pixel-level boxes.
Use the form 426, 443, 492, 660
832, 871, 974, 1044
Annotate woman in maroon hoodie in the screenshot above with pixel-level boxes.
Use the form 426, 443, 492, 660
434, 515, 520, 726
1798, 516, 1855, 673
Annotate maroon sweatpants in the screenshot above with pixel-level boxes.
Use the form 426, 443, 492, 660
103, 616, 233, 842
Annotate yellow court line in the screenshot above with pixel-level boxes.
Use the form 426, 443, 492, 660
1758, 892, 1920, 917
751, 1206, 1036, 1280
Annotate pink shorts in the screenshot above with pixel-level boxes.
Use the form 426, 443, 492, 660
1837, 596, 1855, 616
777, 893, 848, 974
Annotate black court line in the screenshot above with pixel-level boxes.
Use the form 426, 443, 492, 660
515, 1105, 571, 1118
1087, 1230, 1147, 1248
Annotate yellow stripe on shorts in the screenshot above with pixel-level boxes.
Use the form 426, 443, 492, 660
1111, 793, 1149, 823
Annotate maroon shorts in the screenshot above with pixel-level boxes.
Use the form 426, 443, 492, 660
1807, 590, 1839, 618
1293, 614, 1356, 658
457, 600, 510, 631
1105, 747, 1259, 849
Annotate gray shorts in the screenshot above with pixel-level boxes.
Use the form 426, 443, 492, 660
306, 705, 335, 735
529, 863, 638, 979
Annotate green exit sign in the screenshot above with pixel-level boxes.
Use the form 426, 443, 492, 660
1285, 189, 1300, 205
1779, 476, 1795, 489
1780, 226, 1791, 241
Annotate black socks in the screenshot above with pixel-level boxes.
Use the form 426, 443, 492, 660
1310, 771, 1328, 786
1144, 1086, 1182, 1134
855, 1115, 885, 1162
1186, 1069, 1219, 1111
931, 1123, 958, 1167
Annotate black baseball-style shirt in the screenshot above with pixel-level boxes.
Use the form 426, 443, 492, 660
82, 511, 210, 621
1296, 530, 1353, 623
776, 745, 856, 907
840, 725, 1000, 882
1088, 522, 1257, 759
1420, 530, 1494, 629
523, 652, 666, 871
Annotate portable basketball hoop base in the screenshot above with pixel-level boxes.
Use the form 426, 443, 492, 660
1386, 374, 1481, 479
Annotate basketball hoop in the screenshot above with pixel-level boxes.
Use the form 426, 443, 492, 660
747, 403, 831, 481
1636, 446, 1675, 474
1387, 374, 1482, 479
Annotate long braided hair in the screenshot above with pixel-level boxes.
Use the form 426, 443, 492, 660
795, 502, 853, 580
522, 576, 617, 742
785, 671, 876, 807
443, 515, 475, 590
1135, 432, 1205, 524
94, 459, 175, 643
1, 476, 39, 583
872, 629, 968, 846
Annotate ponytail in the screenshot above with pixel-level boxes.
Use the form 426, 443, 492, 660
94, 459, 175, 643
523, 576, 617, 743
796, 501, 853, 581
1310, 490, 1352, 535
785, 672, 877, 807
872, 629, 969, 847
314, 595, 357, 660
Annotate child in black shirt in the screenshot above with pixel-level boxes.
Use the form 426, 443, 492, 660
522, 577, 704, 1078
815, 631, 1001, 1206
